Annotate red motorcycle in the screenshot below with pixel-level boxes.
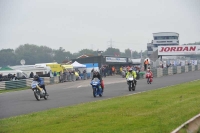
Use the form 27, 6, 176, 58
146, 72, 153, 84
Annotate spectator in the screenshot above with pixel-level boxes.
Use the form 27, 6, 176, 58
111, 66, 115, 75
120, 66, 122, 73
90, 68, 94, 79
144, 59, 149, 71
29, 72, 34, 78
59, 71, 63, 83
54, 71, 57, 77
12, 74, 16, 81
83, 69, 87, 80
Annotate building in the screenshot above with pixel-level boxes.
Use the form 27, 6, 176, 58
147, 32, 179, 57
71, 55, 132, 70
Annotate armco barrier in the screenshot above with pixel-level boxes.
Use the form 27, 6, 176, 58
171, 114, 200, 133
152, 68, 157, 78
188, 65, 192, 71
0, 77, 60, 90
173, 67, 177, 74
0, 82, 5, 90
195, 65, 198, 71
163, 68, 168, 76
181, 66, 185, 73
5, 79, 27, 89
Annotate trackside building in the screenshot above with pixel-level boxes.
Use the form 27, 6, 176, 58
72, 55, 132, 69
147, 32, 179, 56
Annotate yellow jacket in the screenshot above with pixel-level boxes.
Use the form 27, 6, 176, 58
126, 71, 137, 79
120, 67, 122, 72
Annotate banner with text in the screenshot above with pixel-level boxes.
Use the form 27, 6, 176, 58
106, 57, 127, 63
158, 45, 200, 55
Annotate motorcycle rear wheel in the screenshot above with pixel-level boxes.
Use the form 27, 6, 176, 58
44, 95, 48, 100
132, 84, 136, 91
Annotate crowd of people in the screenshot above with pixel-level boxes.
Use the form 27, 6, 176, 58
0, 73, 19, 81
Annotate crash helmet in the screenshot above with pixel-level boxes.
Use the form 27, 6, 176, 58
129, 68, 133, 73
33, 75, 39, 81
94, 70, 99, 75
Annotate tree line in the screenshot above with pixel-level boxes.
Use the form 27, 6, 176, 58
0, 44, 147, 67
0, 42, 199, 67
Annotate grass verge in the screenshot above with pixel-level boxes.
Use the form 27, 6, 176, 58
0, 80, 200, 133
0, 87, 29, 93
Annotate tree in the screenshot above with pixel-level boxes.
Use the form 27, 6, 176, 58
53, 47, 73, 63
0, 49, 17, 67
103, 47, 121, 56
15, 44, 54, 65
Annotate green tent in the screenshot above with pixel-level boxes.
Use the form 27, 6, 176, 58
0, 67, 13, 71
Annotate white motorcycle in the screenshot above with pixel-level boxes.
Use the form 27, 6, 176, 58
31, 81, 48, 101
127, 75, 136, 91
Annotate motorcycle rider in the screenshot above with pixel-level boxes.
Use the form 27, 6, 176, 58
92, 70, 104, 92
147, 69, 153, 78
126, 68, 137, 85
33, 75, 49, 96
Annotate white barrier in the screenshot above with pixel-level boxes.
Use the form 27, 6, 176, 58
177, 66, 181, 74
168, 67, 173, 75
185, 66, 188, 72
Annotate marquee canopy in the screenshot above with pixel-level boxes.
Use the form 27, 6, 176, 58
71, 61, 86, 68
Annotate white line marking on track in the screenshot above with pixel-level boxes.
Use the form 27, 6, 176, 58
77, 85, 82, 88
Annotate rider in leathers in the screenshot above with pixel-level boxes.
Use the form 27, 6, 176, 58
92, 71, 104, 92
126, 68, 137, 85
33, 75, 49, 96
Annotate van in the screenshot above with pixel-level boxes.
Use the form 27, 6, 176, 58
9, 65, 53, 77
46, 64, 63, 73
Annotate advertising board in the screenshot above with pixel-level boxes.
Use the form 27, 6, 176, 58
158, 45, 200, 55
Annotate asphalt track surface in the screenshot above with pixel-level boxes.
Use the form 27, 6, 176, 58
0, 70, 199, 119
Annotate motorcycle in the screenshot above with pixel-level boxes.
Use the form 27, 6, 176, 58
90, 78, 103, 97
121, 70, 126, 78
31, 81, 48, 101
146, 72, 153, 84
127, 75, 136, 91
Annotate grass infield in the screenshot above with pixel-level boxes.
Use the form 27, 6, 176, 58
0, 80, 200, 133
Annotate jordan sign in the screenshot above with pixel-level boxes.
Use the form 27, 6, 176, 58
158, 45, 200, 55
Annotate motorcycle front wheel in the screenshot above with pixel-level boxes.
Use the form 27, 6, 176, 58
128, 82, 132, 91
147, 78, 150, 84
93, 88, 97, 97
34, 90, 41, 101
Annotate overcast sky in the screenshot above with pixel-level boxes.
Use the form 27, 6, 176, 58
0, 0, 200, 53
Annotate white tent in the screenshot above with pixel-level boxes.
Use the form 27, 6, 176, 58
71, 61, 86, 68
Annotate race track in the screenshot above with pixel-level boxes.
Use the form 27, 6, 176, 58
0, 70, 199, 119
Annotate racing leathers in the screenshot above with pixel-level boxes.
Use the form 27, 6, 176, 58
126, 70, 137, 85
34, 77, 49, 96
92, 73, 104, 92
